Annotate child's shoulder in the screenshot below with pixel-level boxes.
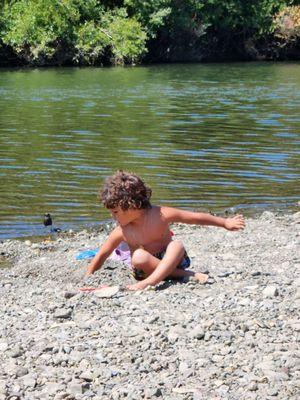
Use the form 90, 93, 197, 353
157, 206, 181, 220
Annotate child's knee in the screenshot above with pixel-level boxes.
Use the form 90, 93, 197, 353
169, 240, 185, 255
131, 248, 149, 267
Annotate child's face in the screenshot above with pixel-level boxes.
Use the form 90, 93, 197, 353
109, 206, 138, 227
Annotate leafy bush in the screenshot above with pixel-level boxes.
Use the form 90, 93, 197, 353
0, 0, 147, 65
124, 0, 172, 37
124, 0, 289, 50
75, 20, 111, 64
107, 9, 147, 63
164, 0, 288, 38
1, 0, 82, 61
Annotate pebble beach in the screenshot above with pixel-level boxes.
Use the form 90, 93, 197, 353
0, 211, 299, 400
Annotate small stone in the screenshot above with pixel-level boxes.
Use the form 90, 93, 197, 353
251, 271, 262, 277
292, 323, 300, 332
93, 286, 119, 298
63, 345, 71, 354
204, 332, 211, 341
197, 358, 208, 367
16, 367, 28, 377
189, 326, 205, 340
263, 286, 278, 298
44, 382, 66, 395
0, 342, 8, 352
79, 371, 94, 382
217, 271, 234, 278
266, 371, 289, 382
239, 298, 250, 306
268, 388, 279, 397
214, 380, 224, 387
9, 346, 23, 358
64, 292, 77, 299
22, 376, 36, 389
144, 388, 162, 398
148, 316, 159, 324
54, 308, 72, 319
248, 382, 258, 391
173, 387, 197, 394
68, 382, 84, 396
167, 327, 185, 343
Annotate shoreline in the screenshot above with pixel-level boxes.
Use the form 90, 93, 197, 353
0, 211, 299, 399
1, 203, 299, 243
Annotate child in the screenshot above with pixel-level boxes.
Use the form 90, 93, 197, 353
86, 171, 245, 291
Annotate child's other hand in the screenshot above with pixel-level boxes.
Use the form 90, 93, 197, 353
85, 266, 94, 277
224, 215, 245, 231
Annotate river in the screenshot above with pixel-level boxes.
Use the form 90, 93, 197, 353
0, 63, 299, 239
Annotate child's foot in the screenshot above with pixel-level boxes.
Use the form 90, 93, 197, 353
194, 272, 209, 284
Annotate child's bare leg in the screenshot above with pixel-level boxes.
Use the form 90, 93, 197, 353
128, 241, 208, 290
130, 248, 160, 277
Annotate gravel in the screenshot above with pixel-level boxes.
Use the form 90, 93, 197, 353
0, 211, 299, 400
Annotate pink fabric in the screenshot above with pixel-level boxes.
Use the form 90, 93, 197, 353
108, 233, 174, 266
109, 242, 131, 265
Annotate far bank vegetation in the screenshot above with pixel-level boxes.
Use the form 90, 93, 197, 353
0, 0, 299, 66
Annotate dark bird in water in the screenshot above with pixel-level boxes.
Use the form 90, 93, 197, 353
43, 213, 52, 227
43, 213, 61, 233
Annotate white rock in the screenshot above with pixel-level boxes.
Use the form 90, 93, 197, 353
263, 286, 278, 298
93, 286, 119, 298
22, 376, 36, 389
0, 342, 8, 352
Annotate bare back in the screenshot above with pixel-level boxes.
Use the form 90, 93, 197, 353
121, 206, 172, 254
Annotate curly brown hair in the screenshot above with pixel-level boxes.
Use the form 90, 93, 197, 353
100, 171, 152, 210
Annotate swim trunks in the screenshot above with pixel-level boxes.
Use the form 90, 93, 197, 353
131, 250, 190, 281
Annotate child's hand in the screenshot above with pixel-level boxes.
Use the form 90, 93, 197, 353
85, 265, 95, 277
224, 215, 245, 231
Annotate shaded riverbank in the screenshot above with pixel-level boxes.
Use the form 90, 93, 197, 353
0, 212, 299, 399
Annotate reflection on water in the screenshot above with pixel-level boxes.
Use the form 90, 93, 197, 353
0, 63, 299, 238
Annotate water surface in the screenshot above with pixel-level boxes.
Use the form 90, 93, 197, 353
0, 63, 299, 239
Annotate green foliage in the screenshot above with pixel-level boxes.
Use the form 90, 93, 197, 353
0, 0, 147, 65
199, 0, 288, 36
125, 0, 289, 43
0, 0, 297, 65
74, 9, 147, 65
157, 0, 289, 38
1, 0, 83, 60
74, 20, 111, 64
124, 0, 172, 37
107, 10, 147, 63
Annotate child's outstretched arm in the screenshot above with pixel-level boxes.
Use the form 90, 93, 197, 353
162, 207, 245, 231
86, 226, 123, 276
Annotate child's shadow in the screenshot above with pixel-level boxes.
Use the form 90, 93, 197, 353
155, 278, 187, 291
155, 275, 215, 291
